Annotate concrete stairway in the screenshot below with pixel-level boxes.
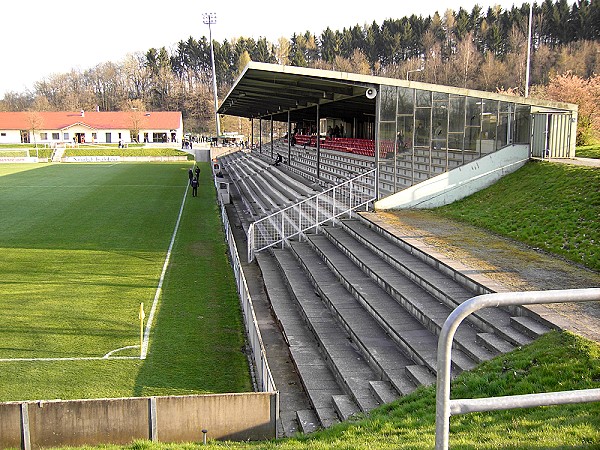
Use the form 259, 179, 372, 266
218, 150, 554, 432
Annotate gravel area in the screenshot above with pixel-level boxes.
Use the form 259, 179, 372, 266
363, 210, 600, 343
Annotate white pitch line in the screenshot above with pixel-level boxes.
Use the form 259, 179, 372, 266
103, 345, 139, 359
0, 356, 140, 362
140, 180, 190, 359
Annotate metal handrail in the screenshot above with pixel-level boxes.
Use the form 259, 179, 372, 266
248, 167, 377, 262
435, 288, 600, 450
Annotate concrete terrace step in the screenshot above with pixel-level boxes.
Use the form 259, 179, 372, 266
256, 252, 341, 429
296, 409, 320, 434
369, 381, 400, 404
510, 316, 551, 339
406, 364, 437, 387
272, 249, 381, 414
288, 240, 438, 387
321, 225, 497, 365
302, 234, 476, 375
342, 218, 539, 347
332, 395, 361, 421
477, 332, 516, 354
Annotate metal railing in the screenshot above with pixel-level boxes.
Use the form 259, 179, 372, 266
435, 288, 600, 450
248, 168, 377, 262
214, 179, 276, 393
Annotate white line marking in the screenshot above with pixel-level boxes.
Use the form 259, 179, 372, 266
141, 180, 190, 359
103, 345, 139, 358
0, 356, 140, 362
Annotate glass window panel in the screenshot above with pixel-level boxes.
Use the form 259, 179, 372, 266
481, 100, 498, 146
466, 97, 481, 127
515, 105, 530, 144
433, 91, 448, 102
415, 108, 431, 147
380, 85, 396, 121
379, 121, 396, 160
396, 114, 413, 150
449, 96, 465, 132
432, 102, 448, 151
397, 87, 414, 114
464, 97, 482, 151
448, 133, 464, 150
415, 89, 431, 107
497, 110, 511, 149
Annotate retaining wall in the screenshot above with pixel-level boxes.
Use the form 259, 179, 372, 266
0, 392, 277, 449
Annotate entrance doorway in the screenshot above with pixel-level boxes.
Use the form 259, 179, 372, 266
75, 133, 86, 144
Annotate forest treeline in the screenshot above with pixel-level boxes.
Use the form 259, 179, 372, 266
1, 0, 599, 142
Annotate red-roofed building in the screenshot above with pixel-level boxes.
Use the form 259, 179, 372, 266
0, 111, 183, 145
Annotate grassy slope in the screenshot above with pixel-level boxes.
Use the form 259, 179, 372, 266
0, 163, 250, 401
434, 161, 600, 271
576, 145, 600, 159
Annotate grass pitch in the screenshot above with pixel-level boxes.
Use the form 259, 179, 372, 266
0, 163, 251, 401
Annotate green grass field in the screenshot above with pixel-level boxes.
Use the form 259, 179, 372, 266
0, 163, 250, 401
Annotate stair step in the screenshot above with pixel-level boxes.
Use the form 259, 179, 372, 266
510, 316, 550, 339
406, 365, 437, 387
332, 395, 361, 421
296, 409, 320, 434
477, 332, 515, 354
369, 381, 400, 404
386, 370, 418, 396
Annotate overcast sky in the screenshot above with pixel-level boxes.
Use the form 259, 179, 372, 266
1, 0, 522, 96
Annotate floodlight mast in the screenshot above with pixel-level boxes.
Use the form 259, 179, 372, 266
203, 12, 221, 140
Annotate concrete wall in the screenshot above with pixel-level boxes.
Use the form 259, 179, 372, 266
375, 145, 530, 210
0, 392, 277, 449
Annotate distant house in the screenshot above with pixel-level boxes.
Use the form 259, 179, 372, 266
0, 111, 183, 145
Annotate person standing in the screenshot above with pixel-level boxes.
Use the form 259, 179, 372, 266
191, 177, 199, 197
195, 165, 200, 179
188, 168, 194, 185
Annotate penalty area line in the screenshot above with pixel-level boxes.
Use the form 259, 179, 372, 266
140, 180, 190, 359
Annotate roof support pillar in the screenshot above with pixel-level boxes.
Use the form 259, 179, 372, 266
374, 86, 381, 200
287, 111, 291, 166
259, 118, 262, 154
251, 118, 254, 149
270, 115, 274, 159
316, 103, 320, 181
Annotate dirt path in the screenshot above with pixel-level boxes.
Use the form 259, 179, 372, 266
363, 210, 600, 343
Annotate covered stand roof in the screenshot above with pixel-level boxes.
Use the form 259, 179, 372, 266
218, 62, 577, 123
218, 62, 378, 122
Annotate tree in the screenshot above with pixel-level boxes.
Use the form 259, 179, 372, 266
536, 72, 600, 144
27, 111, 44, 150
237, 50, 251, 75
275, 37, 291, 65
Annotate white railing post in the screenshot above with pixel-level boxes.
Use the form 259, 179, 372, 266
281, 213, 285, 249
333, 186, 337, 220
248, 222, 254, 263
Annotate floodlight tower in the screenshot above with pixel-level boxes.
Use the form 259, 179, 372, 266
203, 12, 221, 139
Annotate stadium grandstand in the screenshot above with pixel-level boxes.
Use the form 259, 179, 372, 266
214, 62, 591, 437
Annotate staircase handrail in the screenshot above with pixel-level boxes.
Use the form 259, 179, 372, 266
248, 167, 377, 262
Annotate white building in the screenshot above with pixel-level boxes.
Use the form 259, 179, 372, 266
0, 110, 183, 145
